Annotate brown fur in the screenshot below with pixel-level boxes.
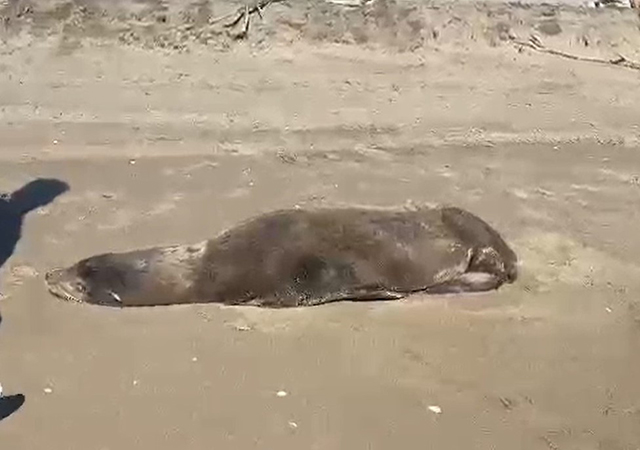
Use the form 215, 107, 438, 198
44, 205, 518, 308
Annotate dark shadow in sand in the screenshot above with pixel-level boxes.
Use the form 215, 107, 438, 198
0, 394, 25, 421
0, 178, 70, 269
0, 312, 26, 421
0, 179, 67, 423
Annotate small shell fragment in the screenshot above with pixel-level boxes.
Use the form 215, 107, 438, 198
43, 387, 53, 394
276, 390, 288, 397
428, 405, 442, 414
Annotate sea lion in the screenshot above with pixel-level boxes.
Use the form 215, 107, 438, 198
44, 205, 518, 308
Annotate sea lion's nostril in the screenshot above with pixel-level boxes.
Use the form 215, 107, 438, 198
45, 269, 62, 284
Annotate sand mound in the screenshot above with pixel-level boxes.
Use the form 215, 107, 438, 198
1, 0, 639, 63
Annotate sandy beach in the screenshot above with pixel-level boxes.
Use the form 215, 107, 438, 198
1, 0, 640, 448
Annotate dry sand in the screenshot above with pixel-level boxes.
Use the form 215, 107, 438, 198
1, 0, 640, 448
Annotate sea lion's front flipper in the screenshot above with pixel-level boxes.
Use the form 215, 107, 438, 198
345, 289, 407, 301
302, 289, 407, 306
425, 272, 501, 294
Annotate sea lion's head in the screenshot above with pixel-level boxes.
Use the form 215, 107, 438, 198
45, 254, 144, 307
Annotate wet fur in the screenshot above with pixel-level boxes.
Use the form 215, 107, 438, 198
45, 205, 518, 308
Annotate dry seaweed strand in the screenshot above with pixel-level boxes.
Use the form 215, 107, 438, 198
512, 35, 640, 72
209, 0, 283, 39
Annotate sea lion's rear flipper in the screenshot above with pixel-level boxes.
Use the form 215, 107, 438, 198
425, 272, 501, 294
440, 207, 518, 282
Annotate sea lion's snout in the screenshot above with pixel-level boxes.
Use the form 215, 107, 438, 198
44, 268, 61, 287
44, 269, 60, 284
44, 267, 87, 303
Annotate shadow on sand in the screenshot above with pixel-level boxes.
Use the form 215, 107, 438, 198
0, 178, 69, 423
0, 178, 70, 269
0, 312, 27, 422
0, 394, 25, 421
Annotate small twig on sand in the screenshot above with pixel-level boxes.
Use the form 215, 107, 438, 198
209, 0, 283, 39
227, 5, 251, 40
324, 0, 366, 6
512, 35, 640, 71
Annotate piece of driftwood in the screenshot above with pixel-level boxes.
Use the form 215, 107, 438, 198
512, 34, 640, 72
209, 0, 284, 39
